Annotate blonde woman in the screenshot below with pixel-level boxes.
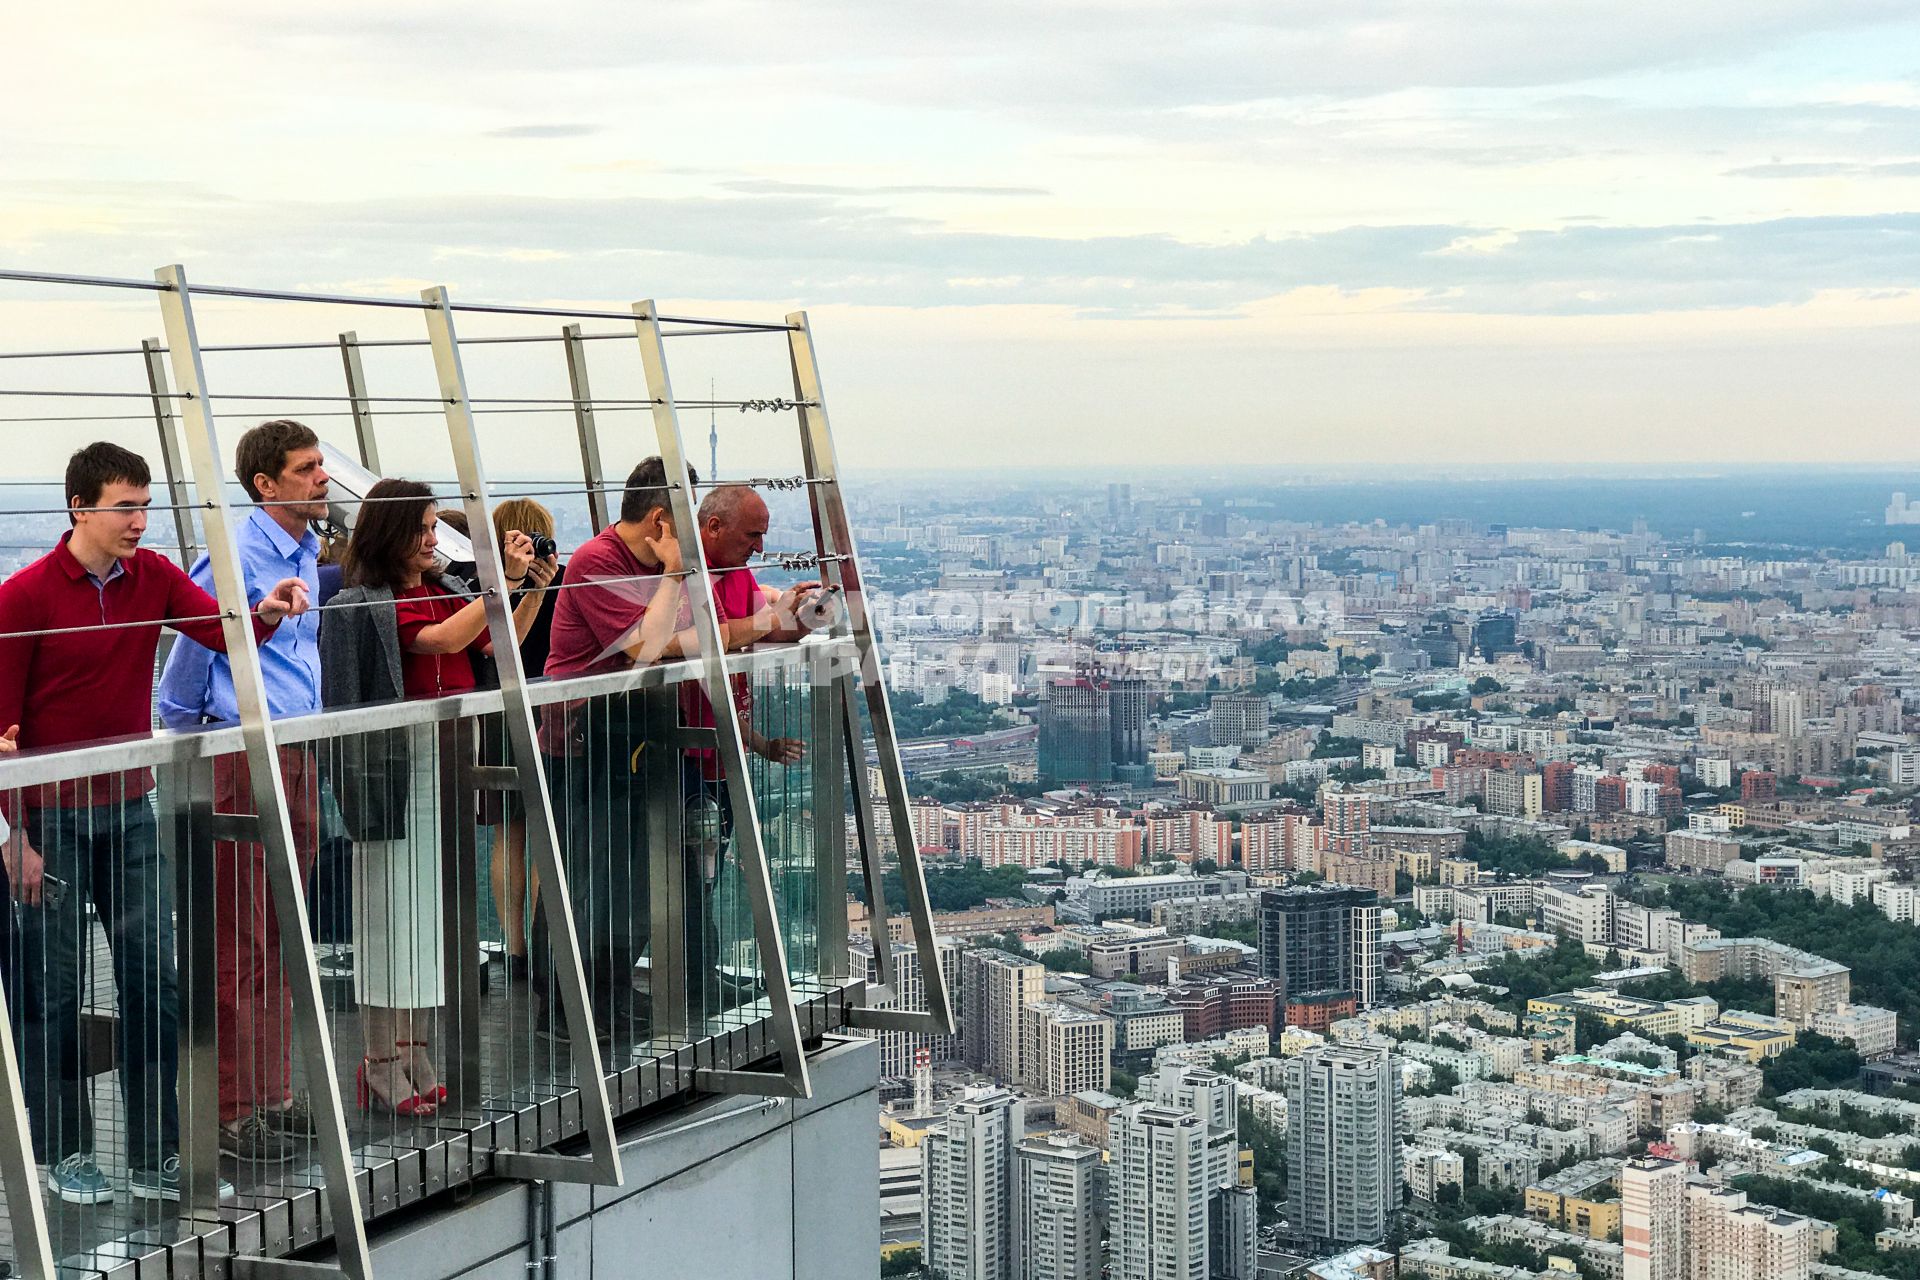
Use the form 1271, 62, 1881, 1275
487, 498, 564, 980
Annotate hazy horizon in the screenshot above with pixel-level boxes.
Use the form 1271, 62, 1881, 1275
5, 3, 1920, 474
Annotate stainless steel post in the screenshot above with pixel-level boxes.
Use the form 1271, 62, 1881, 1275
786, 312, 953, 1035
154, 263, 373, 1280
163, 755, 221, 1220
811, 672, 849, 983
643, 687, 688, 1044
419, 286, 623, 1185
633, 299, 812, 1099
562, 324, 610, 531
440, 718, 483, 1109
0, 935, 54, 1279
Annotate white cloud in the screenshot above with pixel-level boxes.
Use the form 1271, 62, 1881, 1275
1, 1, 1919, 469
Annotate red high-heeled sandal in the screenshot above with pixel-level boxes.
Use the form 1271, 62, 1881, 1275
356, 1054, 435, 1117
398, 1040, 449, 1106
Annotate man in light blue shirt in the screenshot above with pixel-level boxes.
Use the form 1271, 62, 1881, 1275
157, 508, 322, 727
156, 420, 328, 1167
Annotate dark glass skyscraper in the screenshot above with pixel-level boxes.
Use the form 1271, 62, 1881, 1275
1258, 884, 1381, 1009
1038, 671, 1149, 784
1471, 611, 1518, 661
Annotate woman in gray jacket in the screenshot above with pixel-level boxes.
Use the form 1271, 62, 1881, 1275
321, 479, 543, 1117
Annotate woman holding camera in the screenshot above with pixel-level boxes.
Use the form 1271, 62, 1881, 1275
323, 479, 551, 1117
485, 498, 564, 982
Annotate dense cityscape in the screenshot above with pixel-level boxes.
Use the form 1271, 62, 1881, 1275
10, 4, 1920, 1279
846, 473, 1920, 1280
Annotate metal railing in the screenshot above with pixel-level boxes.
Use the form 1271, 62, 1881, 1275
0, 265, 952, 1280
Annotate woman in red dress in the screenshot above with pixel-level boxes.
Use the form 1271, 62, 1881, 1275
332, 479, 549, 1116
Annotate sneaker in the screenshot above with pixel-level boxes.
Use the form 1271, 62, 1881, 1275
221, 1113, 296, 1164
46, 1154, 113, 1205
129, 1156, 235, 1203
264, 1093, 319, 1140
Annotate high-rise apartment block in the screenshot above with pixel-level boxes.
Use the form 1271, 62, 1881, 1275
1485, 768, 1543, 818
1684, 1184, 1814, 1280
1623, 1157, 1688, 1280
851, 935, 960, 1077
964, 949, 1046, 1083
1542, 760, 1575, 811
1020, 1000, 1115, 1097
924, 1087, 1027, 1280
1015, 1135, 1102, 1280
1210, 693, 1272, 750
1153, 1065, 1259, 1279
1108, 1104, 1210, 1280
1259, 884, 1381, 1009
1321, 784, 1372, 854
1285, 1043, 1400, 1249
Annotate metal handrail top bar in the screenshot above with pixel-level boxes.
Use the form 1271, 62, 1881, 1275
0, 637, 846, 791
0, 267, 797, 330
0, 327, 788, 361
520, 634, 851, 710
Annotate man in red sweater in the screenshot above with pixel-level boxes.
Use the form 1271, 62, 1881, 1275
0, 442, 306, 1207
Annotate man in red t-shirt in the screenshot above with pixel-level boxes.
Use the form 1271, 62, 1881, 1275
681, 484, 830, 778
0, 442, 305, 1205
534, 457, 698, 1044
677, 485, 830, 1015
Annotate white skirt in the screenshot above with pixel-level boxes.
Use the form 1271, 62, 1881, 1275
352, 722, 446, 1009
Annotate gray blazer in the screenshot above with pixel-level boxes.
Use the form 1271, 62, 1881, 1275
320, 583, 408, 841
321, 583, 403, 709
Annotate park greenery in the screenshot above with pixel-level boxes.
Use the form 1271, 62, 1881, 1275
888, 689, 1018, 741
911, 768, 1047, 803
880, 1247, 923, 1277
854, 859, 1030, 912
1239, 1103, 1288, 1226
1619, 968, 1776, 1017
1463, 828, 1612, 878
1637, 880, 1920, 1043
1406, 1062, 1462, 1098
1476, 935, 1601, 1009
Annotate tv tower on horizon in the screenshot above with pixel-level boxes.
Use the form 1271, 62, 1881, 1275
708, 377, 718, 481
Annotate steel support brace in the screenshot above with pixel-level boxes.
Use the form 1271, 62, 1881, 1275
837, 687, 898, 1003
691, 1067, 806, 1098
786, 312, 953, 1036
421, 286, 624, 1186
154, 263, 373, 1280
143, 337, 200, 570
633, 299, 813, 1100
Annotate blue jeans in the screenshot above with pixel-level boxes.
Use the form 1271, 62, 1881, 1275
14, 798, 179, 1170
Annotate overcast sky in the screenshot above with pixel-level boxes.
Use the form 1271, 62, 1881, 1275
5, 2, 1920, 475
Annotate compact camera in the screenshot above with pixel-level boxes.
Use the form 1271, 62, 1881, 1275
529, 534, 558, 559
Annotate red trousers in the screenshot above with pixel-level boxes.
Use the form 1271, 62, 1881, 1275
214, 748, 319, 1124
